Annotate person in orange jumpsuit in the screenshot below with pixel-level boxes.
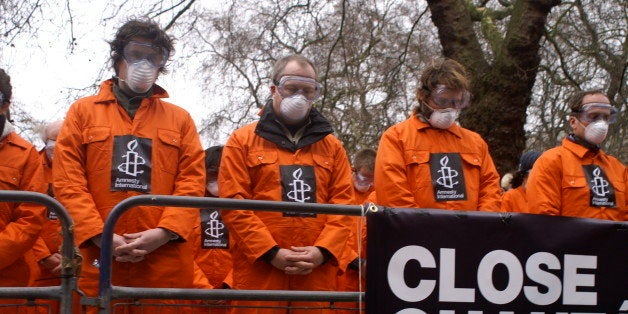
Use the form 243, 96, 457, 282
337, 148, 375, 314
0, 68, 47, 309
192, 145, 233, 313
374, 58, 502, 211
526, 89, 626, 220
219, 54, 354, 314
501, 151, 541, 212
52, 19, 205, 313
22, 120, 65, 314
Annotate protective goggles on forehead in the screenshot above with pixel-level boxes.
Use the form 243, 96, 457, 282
275, 76, 322, 101
572, 103, 618, 124
123, 41, 169, 67
431, 84, 471, 109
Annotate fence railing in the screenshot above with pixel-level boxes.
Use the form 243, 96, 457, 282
0, 190, 78, 313
95, 195, 370, 313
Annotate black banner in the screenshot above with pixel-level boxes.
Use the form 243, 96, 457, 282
366, 208, 628, 313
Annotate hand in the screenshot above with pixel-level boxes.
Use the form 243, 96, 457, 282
40, 253, 62, 275
269, 248, 297, 271
92, 233, 145, 263
114, 228, 171, 261
284, 246, 325, 275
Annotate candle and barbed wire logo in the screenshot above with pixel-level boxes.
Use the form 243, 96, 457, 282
117, 139, 146, 177
281, 165, 317, 217
287, 168, 312, 203
582, 164, 615, 208
436, 155, 459, 189
204, 210, 225, 238
201, 209, 229, 248
590, 167, 609, 197
430, 153, 467, 201
111, 135, 151, 193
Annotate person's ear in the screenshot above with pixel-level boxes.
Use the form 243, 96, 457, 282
568, 115, 577, 131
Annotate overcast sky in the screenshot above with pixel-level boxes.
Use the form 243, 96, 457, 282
1, 1, 215, 147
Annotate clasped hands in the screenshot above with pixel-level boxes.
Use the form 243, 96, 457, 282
270, 246, 326, 275
91, 228, 172, 263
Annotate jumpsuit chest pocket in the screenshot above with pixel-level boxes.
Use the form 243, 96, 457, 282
403, 150, 431, 192
0, 166, 21, 190
563, 175, 587, 189
312, 153, 333, 172
246, 150, 278, 168
157, 129, 182, 175
82, 127, 111, 171
246, 150, 279, 188
404, 150, 430, 166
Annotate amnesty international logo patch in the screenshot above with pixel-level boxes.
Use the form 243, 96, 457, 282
111, 135, 152, 193
429, 153, 467, 202
280, 165, 317, 217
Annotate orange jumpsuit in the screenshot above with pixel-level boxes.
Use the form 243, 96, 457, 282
193, 219, 233, 289
375, 115, 502, 211
526, 138, 626, 220
0, 131, 46, 306
52, 80, 205, 309
27, 151, 63, 286
219, 106, 354, 313
501, 185, 527, 213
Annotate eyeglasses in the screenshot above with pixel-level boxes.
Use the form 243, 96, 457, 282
275, 76, 322, 101
123, 41, 169, 67
430, 84, 471, 109
573, 103, 618, 124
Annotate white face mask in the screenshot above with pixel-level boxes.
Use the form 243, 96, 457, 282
354, 181, 371, 193
279, 94, 311, 125
429, 108, 459, 129
582, 119, 608, 145
125, 60, 159, 93
45, 139, 56, 161
206, 180, 219, 197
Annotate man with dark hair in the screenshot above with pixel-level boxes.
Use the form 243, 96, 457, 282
526, 89, 626, 219
0, 68, 47, 306
52, 18, 205, 308
219, 54, 354, 313
375, 58, 502, 211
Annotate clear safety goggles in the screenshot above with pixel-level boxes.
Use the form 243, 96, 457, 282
123, 41, 169, 67
354, 172, 374, 186
573, 103, 618, 124
275, 76, 322, 101
431, 84, 471, 109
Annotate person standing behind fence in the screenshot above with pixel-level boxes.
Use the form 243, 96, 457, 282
0, 68, 47, 307
52, 19, 205, 312
24, 120, 65, 314
191, 145, 233, 313
374, 58, 501, 211
219, 54, 354, 314
337, 148, 375, 314
526, 90, 626, 220
501, 151, 541, 212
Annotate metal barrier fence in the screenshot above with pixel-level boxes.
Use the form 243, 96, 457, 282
95, 195, 369, 313
0, 190, 79, 313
